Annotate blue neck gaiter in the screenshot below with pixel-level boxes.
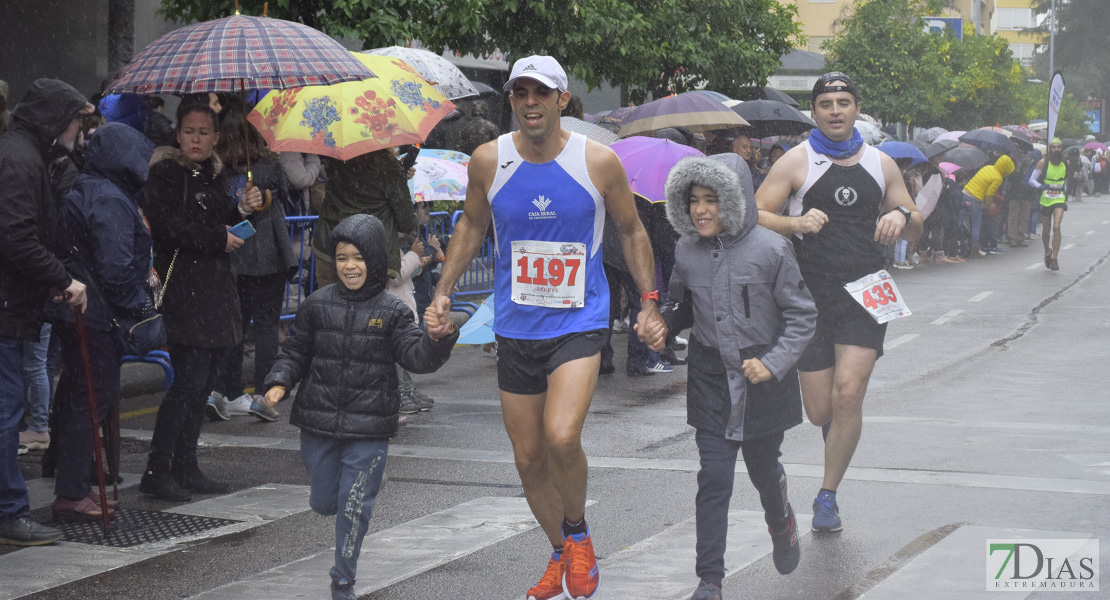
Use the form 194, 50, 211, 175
808, 127, 864, 159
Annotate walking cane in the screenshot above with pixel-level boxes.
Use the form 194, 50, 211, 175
74, 310, 112, 531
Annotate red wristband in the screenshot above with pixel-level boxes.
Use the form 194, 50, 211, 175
641, 290, 660, 302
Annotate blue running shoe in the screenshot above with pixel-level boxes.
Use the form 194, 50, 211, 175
811, 490, 842, 533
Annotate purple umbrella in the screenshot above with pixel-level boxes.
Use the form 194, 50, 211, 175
1084, 142, 1108, 153
611, 136, 705, 202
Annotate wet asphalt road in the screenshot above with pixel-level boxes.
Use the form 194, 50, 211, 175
10, 197, 1110, 600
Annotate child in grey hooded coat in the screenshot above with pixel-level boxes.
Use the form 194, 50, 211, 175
662, 157, 817, 599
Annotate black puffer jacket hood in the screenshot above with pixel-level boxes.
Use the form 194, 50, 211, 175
664, 156, 758, 240
331, 214, 389, 300
10, 79, 89, 151
84, 122, 154, 202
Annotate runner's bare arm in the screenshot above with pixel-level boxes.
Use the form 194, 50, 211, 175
756, 146, 827, 236
428, 141, 496, 336
876, 153, 923, 244
587, 142, 667, 350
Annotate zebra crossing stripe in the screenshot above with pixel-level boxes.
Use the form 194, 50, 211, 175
857, 525, 1092, 599
0, 485, 310, 600
585, 510, 813, 600
188, 496, 542, 600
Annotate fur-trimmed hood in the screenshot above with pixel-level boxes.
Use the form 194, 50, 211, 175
664, 156, 758, 240
149, 145, 224, 176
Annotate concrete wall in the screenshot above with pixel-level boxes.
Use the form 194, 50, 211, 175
3, 0, 109, 102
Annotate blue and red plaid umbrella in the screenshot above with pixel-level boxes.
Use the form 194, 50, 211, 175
107, 15, 375, 95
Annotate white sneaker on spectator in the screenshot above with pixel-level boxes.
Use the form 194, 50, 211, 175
18, 430, 49, 451
611, 318, 629, 333
225, 394, 253, 416
892, 261, 913, 270
673, 335, 688, 349
646, 361, 674, 374
206, 392, 230, 421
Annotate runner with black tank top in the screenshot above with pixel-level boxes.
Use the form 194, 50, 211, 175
426, 56, 666, 600
755, 72, 922, 535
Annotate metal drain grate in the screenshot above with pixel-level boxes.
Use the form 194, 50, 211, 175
50, 509, 239, 548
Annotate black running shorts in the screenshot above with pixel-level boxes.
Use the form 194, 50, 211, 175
495, 329, 610, 395
796, 287, 887, 372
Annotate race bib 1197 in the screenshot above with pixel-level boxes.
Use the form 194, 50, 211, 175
511, 240, 587, 308
844, 270, 911, 324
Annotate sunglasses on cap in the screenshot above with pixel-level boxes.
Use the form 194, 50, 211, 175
812, 72, 858, 102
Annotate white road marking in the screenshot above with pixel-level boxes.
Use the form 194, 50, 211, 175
930, 310, 962, 325
1063, 243, 1075, 250
388, 445, 1110, 496
969, 291, 993, 302
189, 497, 543, 600
883, 334, 919, 350
1026, 262, 1044, 270
555, 510, 811, 600
0, 485, 310, 600
1086, 230, 1095, 236
858, 526, 1094, 599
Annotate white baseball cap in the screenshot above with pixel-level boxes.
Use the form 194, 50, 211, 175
503, 55, 568, 93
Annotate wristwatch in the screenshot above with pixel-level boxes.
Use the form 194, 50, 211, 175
641, 290, 660, 303
894, 205, 912, 222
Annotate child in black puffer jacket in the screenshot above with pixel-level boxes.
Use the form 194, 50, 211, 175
261, 214, 458, 600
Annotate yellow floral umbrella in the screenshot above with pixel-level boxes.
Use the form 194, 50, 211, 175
248, 53, 455, 161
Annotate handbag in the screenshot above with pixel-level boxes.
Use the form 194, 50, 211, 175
111, 312, 167, 356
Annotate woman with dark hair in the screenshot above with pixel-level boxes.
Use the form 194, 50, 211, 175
209, 99, 297, 423
138, 102, 264, 501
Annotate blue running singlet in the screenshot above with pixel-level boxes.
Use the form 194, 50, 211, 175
488, 132, 609, 339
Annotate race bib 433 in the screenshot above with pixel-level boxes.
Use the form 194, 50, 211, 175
844, 270, 911, 324
511, 240, 587, 308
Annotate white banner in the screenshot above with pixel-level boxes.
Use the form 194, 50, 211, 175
1047, 71, 1066, 143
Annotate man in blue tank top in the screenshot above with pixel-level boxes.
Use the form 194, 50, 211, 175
427, 56, 666, 600
755, 73, 922, 535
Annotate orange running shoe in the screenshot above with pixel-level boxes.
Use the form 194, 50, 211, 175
527, 552, 567, 600
562, 526, 600, 599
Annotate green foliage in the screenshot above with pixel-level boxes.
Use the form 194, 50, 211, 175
822, 0, 949, 125
1017, 81, 1092, 139
159, 0, 803, 104
1030, 0, 1110, 104
932, 26, 1026, 130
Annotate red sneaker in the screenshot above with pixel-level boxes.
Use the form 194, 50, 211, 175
562, 526, 600, 599
527, 553, 567, 600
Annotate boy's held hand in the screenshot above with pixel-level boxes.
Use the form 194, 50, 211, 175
635, 302, 668, 352
741, 358, 772, 384
424, 297, 453, 340
264, 386, 285, 407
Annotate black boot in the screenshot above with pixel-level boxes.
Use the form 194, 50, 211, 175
140, 465, 192, 501
172, 463, 230, 494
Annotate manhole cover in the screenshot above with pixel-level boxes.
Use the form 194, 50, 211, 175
49, 509, 239, 548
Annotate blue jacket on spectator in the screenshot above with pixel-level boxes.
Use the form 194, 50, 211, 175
51, 122, 155, 331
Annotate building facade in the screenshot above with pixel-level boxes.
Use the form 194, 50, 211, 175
788, 0, 997, 53
990, 0, 1045, 67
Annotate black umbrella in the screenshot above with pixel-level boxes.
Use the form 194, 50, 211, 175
735, 85, 800, 107
924, 139, 959, 159
960, 129, 1017, 155
730, 100, 814, 138
940, 146, 990, 171
471, 81, 497, 95
1061, 138, 1080, 147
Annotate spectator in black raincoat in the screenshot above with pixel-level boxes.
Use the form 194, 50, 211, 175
0, 78, 91, 546
138, 103, 264, 501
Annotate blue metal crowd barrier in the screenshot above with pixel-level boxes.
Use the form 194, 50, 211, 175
280, 211, 494, 321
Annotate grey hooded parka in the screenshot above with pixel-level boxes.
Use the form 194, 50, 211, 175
663, 157, 817, 441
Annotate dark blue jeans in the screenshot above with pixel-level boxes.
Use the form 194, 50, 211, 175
300, 430, 388, 584
52, 324, 120, 499
217, 273, 287, 397
600, 268, 660, 369
694, 429, 790, 587
0, 336, 30, 519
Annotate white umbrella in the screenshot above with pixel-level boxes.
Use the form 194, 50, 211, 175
365, 46, 479, 100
